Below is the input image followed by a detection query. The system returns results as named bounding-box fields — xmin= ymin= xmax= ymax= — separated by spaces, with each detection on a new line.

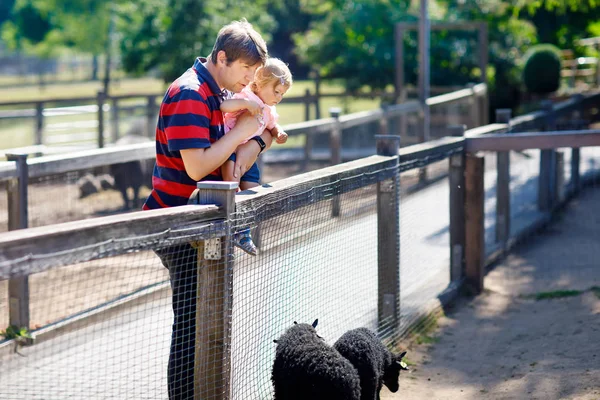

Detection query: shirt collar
xmin=193 ymin=57 xmax=228 ymax=99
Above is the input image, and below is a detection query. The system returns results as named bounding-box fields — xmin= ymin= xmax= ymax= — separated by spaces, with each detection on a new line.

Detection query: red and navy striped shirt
xmin=143 ymin=57 xmax=226 ymax=210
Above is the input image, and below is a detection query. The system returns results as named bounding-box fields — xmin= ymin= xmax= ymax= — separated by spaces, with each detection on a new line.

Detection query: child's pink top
xmin=223 ymin=86 xmax=279 ymax=143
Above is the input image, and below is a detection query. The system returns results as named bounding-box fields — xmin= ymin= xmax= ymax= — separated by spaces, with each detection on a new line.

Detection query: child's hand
xmin=246 ymin=100 xmax=263 ymax=116
xmin=276 ymin=130 xmax=288 ymax=144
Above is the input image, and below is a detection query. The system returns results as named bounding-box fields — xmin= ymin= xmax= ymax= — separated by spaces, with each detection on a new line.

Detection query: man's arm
xmin=180 ymin=114 xmax=259 ymax=181
xmin=232 ymin=127 xmax=274 ymax=179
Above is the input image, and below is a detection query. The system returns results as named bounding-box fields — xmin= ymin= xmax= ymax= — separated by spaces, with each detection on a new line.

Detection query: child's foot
xmin=234 ymin=229 xmax=258 ymax=256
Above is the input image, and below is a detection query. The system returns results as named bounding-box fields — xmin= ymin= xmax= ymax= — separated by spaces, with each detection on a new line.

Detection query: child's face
xmin=256 ymin=82 xmax=289 ymax=106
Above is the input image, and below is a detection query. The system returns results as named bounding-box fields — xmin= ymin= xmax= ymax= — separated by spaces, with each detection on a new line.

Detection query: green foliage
xmin=522 ymin=44 xmax=562 ymax=94
xmin=530 ymin=289 xmax=582 ymax=300
xmin=294 ymin=0 xmax=410 ymax=91
xmin=1 ymin=325 xmax=32 ymax=343
xmin=118 ymin=0 xmax=276 ymax=82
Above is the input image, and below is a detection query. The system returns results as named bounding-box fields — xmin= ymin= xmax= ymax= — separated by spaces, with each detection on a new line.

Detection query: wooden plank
xmin=26 ymin=142 xmax=156 ymax=178
xmin=399 ymin=136 xmax=464 ymax=163
xmin=235 ymin=155 xmax=398 ymax=216
xmin=0 ymin=205 xmax=222 ymax=279
xmin=375 ymin=135 xmax=400 ymax=331
xmin=464 ymin=154 xmax=485 ymax=294
xmin=465 ymin=129 xmax=600 ymax=152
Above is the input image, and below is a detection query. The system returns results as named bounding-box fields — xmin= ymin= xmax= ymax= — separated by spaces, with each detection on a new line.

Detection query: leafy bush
xmin=522 ymin=44 xmax=562 ymax=94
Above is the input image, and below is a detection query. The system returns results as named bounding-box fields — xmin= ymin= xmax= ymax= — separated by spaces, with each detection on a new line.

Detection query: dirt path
xmin=384 ymin=187 xmax=600 ymax=400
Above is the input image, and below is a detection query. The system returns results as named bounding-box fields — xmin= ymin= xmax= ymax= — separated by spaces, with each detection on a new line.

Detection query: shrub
xmin=522 ymin=44 xmax=562 ymax=94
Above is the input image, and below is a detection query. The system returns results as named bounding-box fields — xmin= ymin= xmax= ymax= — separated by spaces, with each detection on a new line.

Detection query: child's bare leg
xmin=240 ymin=181 xmax=259 ymax=191
xmin=221 ymin=160 xmax=239 ymax=183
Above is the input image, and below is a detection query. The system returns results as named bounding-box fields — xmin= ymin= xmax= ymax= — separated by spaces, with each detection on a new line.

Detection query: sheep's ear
xmin=396 ymin=360 xmax=409 ymax=370
xmin=293 ymin=321 xmax=298 ymax=325
xmin=312 ymin=319 xmax=318 ymax=328
xmin=398 ymin=351 xmax=407 ymax=360
xmin=273 ymin=340 xmax=278 ymax=344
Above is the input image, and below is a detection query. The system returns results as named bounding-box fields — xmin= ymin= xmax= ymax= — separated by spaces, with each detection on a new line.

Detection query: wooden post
xmin=570 ymin=109 xmax=582 ymax=194
xmin=314 ymin=71 xmax=321 ymax=119
xmin=330 ymin=107 xmax=342 ymax=217
xmin=538 ymin=101 xmax=555 ymax=212
xmin=468 ymin=83 xmax=480 ymax=128
xmin=395 ymin=24 xmax=408 ymax=138
xmin=146 ymin=95 xmax=157 ymax=138
xmin=375 ymin=134 xmax=400 ymax=331
xmin=554 ymin=150 xmax=565 ymax=207
xmin=97 ymin=91 xmax=106 ymax=148
xmin=449 ymin=125 xmax=466 ymax=282
xmin=189 ymin=181 xmax=237 ymax=400
xmin=304 ymin=89 xmax=311 ymax=121
xmin=495 ymin=109 xmax=511 ymax=248
xmin=35 ymin=102 xmax=44 ymax=145
xmin=6 ymin=153 xmax=30 ymax=330
xmin=465 ymin=153 xmax=485 ymax=294
xmin=378 ymin=104 xmax=389 ymax=135
xmin=111 ymin=97 xmax=120 ymax=142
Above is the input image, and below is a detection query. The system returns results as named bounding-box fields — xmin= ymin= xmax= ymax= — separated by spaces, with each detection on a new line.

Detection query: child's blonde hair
xmin=251 ymin=58 xmax=293 ymax=92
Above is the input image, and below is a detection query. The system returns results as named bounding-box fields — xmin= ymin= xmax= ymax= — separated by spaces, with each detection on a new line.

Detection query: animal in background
xmin=271 ymin=319 xmax=361 ymax=400
xmin=109 ymin=134 xmax=154 ymax=210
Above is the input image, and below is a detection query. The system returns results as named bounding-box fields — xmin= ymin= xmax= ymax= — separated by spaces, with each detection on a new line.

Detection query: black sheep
xmin=271 ymin=319 xmax=361 ymax=400
xmin=333 ymin=328 xmax=408 ymax=400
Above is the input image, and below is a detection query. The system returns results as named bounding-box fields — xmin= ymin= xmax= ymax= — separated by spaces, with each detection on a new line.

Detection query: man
xmin=143 ymin=19 xmax=272 ymax=399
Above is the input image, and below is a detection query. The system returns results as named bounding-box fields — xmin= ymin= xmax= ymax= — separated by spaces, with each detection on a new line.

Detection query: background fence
xmin=0 ymin=88 xmax=599 ymax=399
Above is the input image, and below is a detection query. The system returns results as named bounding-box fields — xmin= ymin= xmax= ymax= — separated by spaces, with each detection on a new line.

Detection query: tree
xmin=294 ymin=0 xmax=411 ymax=91
xmin=118 ymin=0 xmax=277 ymax=83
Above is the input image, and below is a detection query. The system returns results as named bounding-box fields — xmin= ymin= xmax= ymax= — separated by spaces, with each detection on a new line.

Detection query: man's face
xmin=221 ymin=58 xmax=259 ymax=93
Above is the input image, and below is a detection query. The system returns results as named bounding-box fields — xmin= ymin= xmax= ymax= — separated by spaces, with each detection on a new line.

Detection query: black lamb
xmin=271 ymin=319 xmax=361 ymax=400
xmin=333 ymin=327 xmax=408 ymax=400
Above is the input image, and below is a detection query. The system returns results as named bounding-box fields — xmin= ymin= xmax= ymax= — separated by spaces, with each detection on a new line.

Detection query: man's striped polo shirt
xmin=143 ymin=57 xmax=225 ymax=210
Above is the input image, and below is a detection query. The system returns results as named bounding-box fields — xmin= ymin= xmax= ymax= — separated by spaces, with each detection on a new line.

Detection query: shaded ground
xmin=385 ymin=187 xmax=600 ymax=400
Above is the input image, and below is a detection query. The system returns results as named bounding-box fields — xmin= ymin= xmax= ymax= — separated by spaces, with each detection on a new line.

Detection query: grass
xmin=526 ymin=290 xmax=583 ymax=301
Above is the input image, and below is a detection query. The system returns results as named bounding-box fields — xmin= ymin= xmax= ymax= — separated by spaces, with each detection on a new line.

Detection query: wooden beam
xmin=0 ymin=205 xmax=222 ymax=278
xmin=465 ymin=130 xmax=600 ymax=152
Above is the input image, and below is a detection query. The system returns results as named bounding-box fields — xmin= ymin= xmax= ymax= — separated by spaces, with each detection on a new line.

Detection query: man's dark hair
xmin=209 ymin=19 xmax=268 ymax=66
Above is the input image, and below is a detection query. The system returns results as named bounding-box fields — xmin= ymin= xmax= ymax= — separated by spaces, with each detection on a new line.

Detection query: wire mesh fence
xmin=0 ymin=91 xmax=599 ymax=399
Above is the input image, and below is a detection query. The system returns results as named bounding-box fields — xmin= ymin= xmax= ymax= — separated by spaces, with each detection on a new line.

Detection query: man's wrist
xmin=250 ymin=135 xmax=266 ymax=153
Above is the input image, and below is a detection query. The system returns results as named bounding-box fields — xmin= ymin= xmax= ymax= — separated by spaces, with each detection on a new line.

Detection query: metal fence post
xmin=97 ymin=90 xmax=106 ymax=148
xmin=375 ymin=134 xmax=401 ymax=332
xmin=448 ymin=125 xmax=466 ymax=282
xmin=495 ymin=109 xmax=511 ymax=250
xmin=330 ymin=107 xmax=342 ymax=217
xmin=35 ymin=102 xmax=44 ymax=145
xmin=188 ymin=181 xmax=237 ymax=400
xmin=465 ymin=153 xmax=485 ymax=294
xmin=6 ymin=153 xmax=30 ymax=331
xmin=538 ymin=100 xmax=555 ymax=212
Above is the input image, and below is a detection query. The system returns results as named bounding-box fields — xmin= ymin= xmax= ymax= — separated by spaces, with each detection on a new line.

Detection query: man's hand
xmin=233 ymin=129 xmax=274 ymax=179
